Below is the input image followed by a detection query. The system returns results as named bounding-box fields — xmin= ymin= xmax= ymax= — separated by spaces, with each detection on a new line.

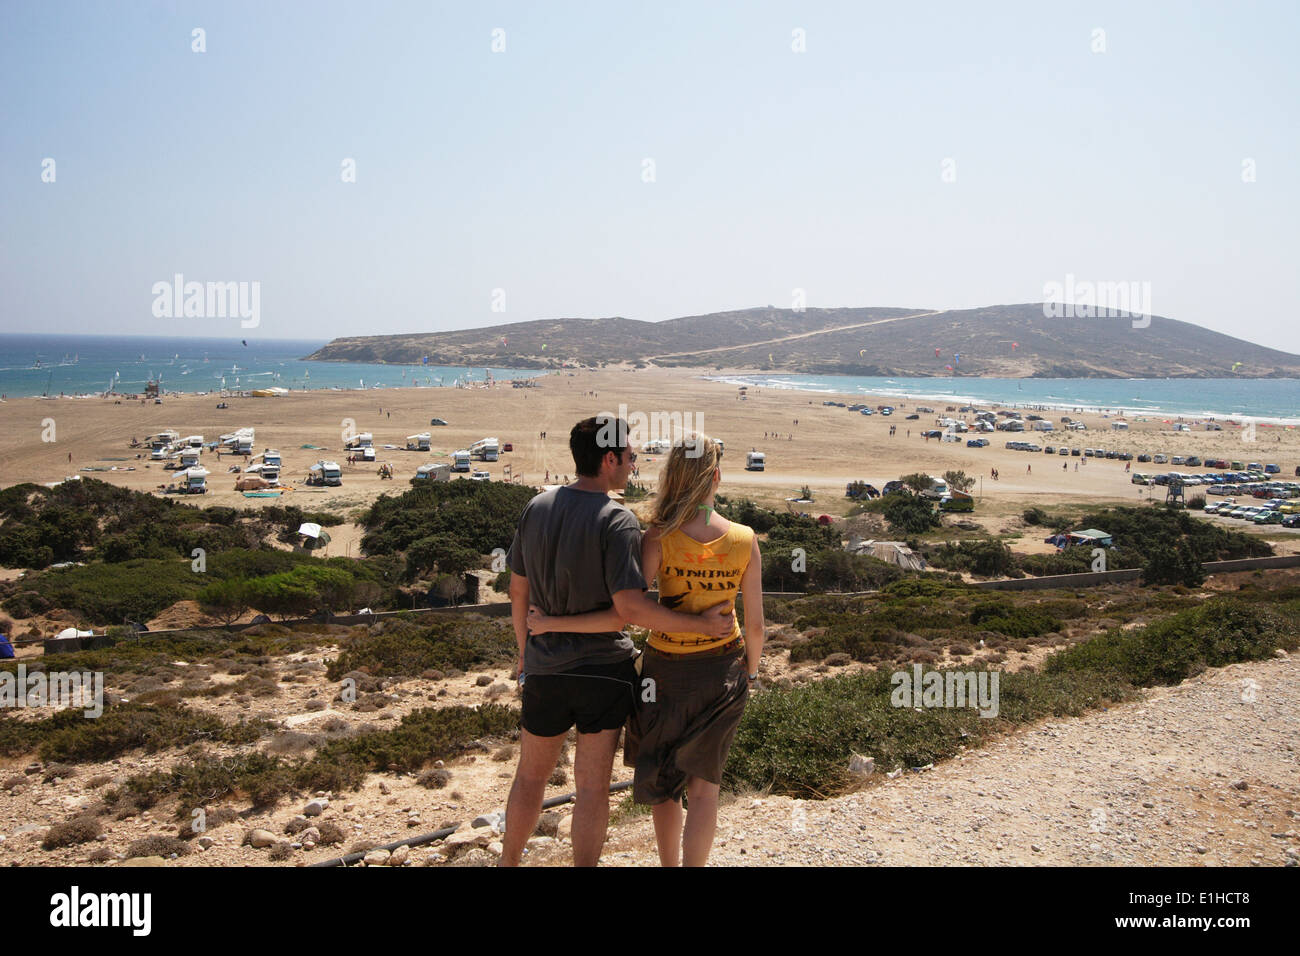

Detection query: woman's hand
xmin=526 ymin=604 xmax=552 ymax=635
xmin=696 ymin=601 xmax=736 ymax=639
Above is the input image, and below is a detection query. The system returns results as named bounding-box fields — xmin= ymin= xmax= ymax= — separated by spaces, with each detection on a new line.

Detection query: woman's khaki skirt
xmin=623 ymin=645 xmax=749 ymax=805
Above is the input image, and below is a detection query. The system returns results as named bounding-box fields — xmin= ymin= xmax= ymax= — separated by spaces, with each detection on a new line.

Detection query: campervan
xmin=641 ymin=439 xmax=669 ymax=454
xmin=179 ymin=466 xmax=209 ymax=494
xmin=250 ymin=450 xmax=281 ymax=483
xmin=919 ymin=476 xmax=949 ymax=499
xmin=452 ymin=450 xmax=472 ymax=472
xmin=745 ymin=451 xmax=766 ymax=471
xmin=406 ymin=433 xmax=431 ymax=451
xmin=470 ymin=437 xmax=500 ymax=462
xmin=178 ymin=447 xmax=201 ymax=469
xmin=309 ymin=460 xmax=342 ymax=486
xmin=413 ymin=462 xmax=451 ymax=482
xmin=344 ymin=432 xmax=374 ymax=451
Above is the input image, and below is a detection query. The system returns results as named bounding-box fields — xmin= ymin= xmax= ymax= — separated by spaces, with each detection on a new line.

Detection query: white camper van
xmin=413 ymin=462 xmax=451 ymax=482
xmin=470 ymin=437 xmax=500 ymax=462
xmin=746 ymin=451 xmax=766 ymax=471
xmin=178 ymin=466 xmax=209 ymax=494
xmin=406 ymin=433 xmax=431 ymax=451
xmin=309 ymin=460 xmax=343 ymax=486
xmin=452 ymin=450 xmax=472 ymax=472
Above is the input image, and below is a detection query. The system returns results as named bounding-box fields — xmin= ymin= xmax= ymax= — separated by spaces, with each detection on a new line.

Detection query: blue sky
xmin=2 ymin=0 xmax=1298 ymax=351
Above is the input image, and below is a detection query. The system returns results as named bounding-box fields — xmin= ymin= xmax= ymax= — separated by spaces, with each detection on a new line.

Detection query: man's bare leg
xmin=681 ymin=777 xmax=721 ymax=867
xmin=570 ymin=727 xmax=620 ymax=866
xmin=499 ymin=729 xmax=566 ymax=866
xmin=651 ymin=798 xmax=684 ymax=867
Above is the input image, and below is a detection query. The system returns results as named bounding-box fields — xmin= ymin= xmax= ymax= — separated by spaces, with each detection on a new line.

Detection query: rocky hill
xmin=304 ymin=303 xmax=1300 ymax=378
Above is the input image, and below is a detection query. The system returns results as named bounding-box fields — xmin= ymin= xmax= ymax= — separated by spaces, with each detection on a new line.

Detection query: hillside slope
xmin=305 ymin=304 xmax=1300 ymax=378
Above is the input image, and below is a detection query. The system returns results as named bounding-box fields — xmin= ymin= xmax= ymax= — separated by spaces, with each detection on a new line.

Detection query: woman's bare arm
xmin=739 ymin=534 xmax=764 ymax=677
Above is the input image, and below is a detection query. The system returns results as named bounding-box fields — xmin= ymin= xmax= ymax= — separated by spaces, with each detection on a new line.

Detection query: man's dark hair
xmin=571 ymin=416 xmax=629 ymax=477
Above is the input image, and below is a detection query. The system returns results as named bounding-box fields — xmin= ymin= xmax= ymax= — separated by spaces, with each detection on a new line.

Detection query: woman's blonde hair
xmin=649 ymin=433 xmax=722 ymax=536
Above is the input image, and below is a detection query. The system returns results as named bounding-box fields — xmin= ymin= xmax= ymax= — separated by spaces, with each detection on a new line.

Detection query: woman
xmin=527 ymin=434 xmax=763 ymax=866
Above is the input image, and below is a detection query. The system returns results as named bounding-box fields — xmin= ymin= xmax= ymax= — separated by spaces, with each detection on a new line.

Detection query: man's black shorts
xmin=521 ymin=658 xmax=638 ymax=737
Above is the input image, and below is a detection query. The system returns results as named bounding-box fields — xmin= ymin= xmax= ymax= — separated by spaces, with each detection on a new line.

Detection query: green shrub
xmin=325 ymin=618 xmax=515 ymax=680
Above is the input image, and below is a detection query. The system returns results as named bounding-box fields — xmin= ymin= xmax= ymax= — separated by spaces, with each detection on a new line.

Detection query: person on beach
xmin=500 ymin=418 xmax=735 ymax=867
xmin=528 ymin=434 xmax=763 ymax=867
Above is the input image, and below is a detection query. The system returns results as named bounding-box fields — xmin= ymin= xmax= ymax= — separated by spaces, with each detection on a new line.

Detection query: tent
xmin=845 ymin=538 xmax=928 ymax=571
xmin=297 ymin=522 xmax=331 ymax=551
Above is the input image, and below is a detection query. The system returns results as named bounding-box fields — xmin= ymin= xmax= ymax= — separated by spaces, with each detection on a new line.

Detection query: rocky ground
xmin=2 ymin=624 xmax=1296 ymax=869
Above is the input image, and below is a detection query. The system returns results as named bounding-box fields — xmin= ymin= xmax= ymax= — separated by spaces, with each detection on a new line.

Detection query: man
xmin=500 ymin=416 xmax=734 ymax=866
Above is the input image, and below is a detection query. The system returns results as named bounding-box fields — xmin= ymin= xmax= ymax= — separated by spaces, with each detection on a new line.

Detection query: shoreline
xmin=704 ymin=373 xmax=1300 ymax=426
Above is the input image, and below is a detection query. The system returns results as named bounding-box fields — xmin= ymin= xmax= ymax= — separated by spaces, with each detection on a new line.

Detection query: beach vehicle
xmin=919 ymin=476 xmax=949 ymax=500
xmin=430 ymin=418 xmax=449 ymax=426
xmin=1137 ymin=454 xmax=1152 ymax=463
xmin=860 ymin=407 xmax=874 ymax=415
xmin=249 ymin=451 xmax=281 ymax=483
xmin=922 ymin=429 xmax=944 ymax=439
xmin=847 ymin=404 xmax=865 ymax=411
xmin=470 ymin=470 xmax=491 ymax=481
xmin=844 ymin=481 xmax=880 ymax=499
xmin=1154 ymin=454 xmax=1169 ymax=464
xmin=1206 ymin=423 xmax=1223 ymax=431
xmin=1174 ymin=423 xmax=1191 ymax=432
xmin=641 ymin=439 xmax=670 ymax=454
xmin=215 ymin=402 xmax=229 ymax=409
xmin=1186 ymin=456 xmax=1202 ymax=467
xmin=938 ymin=490 xmax=974 ymax=513
xmin=745 ymin=451 xmax=766 ymax=472
xmin=406 ymin=433 xmax=432 ymax=451
xmin=1071 ymin=447 xmax=1081 ymax=456
xmin=413 ymin=462 xmax=451 ymax=482
xmin=469 ymin=437 xmax=500 ymax=461
xmin=881 ymin=480 xmax=909 ymax=496
xmin=1131 ymin=473 xmax=1150 ymax=485
xmin=345 ymin=432 xmax=374 ymax=451
xmin=183 ymin=435 xmax=204 ymax=447
xmin=179 ymin=447 xmax=201 ymax=469
xmin=905 ymin=413 xmax=920 ymax=420
xmin=1265 ymin=464 xmax=1281 ymax=474
xmin=1253 ymin=510 xmax=1282 ymax=525
xmin=1172 ymin=456 xmax=1186 ymax=466
xmin=308 ymin=460 xmax=343 ymax=486
xmin=452 ymin=450 xmax=472 ymax=472
xmin=941 ymin=431 xmax=962 ymax=443
xmin=1044 ymin=445 xmax=1056 ymax=454
xmin=966 ymin=438 xmax=988 ymax=448
xmin=1248 ymin=462 xmax=1262 ymax=472
xmin=1283 ymin=514 xmax=1300 ymax=528
xmin=1231 ymin=461 xmax=1245 ymax=470
xmin=917 ymin=407 xmax=935 ymax=414
xmin=502 ymin=442 xmax=513 ymax=452
xmin=1059 ymin=447 xmax=1069 ymax=455
xmin=880 ymin=407 xmax=894 ymax=416
xmin=176 ymin=466 xmax=209 ymax=494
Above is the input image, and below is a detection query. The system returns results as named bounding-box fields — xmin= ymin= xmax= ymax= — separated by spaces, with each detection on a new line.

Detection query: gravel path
xmin=585 ymin=654 xmax=1300 ymax=867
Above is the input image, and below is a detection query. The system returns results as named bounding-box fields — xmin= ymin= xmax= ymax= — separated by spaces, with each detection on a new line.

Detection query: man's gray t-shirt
xmin=506 ymin=486 xmax=644 ymax=676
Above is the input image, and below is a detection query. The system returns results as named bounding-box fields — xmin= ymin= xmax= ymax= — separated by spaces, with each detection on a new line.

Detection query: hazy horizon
xmin=4 ymin=1 xmax=1298 ymax=351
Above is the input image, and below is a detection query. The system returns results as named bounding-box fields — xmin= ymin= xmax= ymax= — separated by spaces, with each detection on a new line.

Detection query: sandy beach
xmin=0 ymin=366 xmax=1296 ymax=527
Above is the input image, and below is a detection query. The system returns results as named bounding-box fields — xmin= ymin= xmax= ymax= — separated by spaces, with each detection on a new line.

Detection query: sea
xmin=0 ymin=334 xmax=1295 ymax=423
xmin=709 ymin=373 xmax=1300 ymax=425
xmin=0 ymin=335 xmax=545 ymax=399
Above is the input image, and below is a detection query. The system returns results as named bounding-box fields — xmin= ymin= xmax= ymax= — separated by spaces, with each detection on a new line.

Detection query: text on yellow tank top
xmin=649 ymin=521 xmax=753 ymax=654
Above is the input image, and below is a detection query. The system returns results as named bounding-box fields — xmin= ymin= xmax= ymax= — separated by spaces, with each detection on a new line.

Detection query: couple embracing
xmin=499 ymin=416 xmax=763 ymax=866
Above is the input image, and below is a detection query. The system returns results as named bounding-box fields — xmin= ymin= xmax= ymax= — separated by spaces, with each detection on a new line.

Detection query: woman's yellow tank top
xmin=649 ymin=520 xmax=754 ymax=654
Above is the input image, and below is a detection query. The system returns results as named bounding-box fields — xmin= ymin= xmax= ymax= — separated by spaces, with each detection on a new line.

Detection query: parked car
xmin=430 ymin=418 xmax=449 ymax=426
xmin=1282 ymin=514 xmax=1300 ymax=528
xmin=967 ymin=438 xmax=989 ymax=448
xmin=905 ymin=413 xmax=920 ymax=420
xmin=1137 ymin=454 xmax=1152 ymax=463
